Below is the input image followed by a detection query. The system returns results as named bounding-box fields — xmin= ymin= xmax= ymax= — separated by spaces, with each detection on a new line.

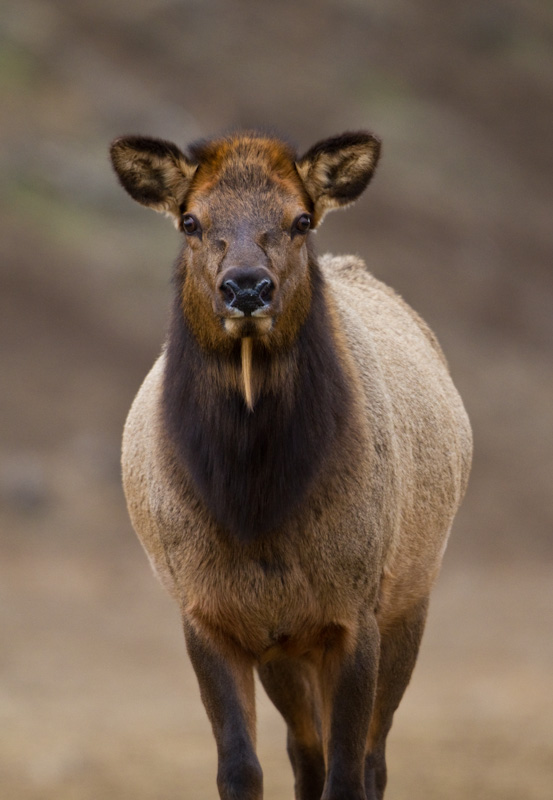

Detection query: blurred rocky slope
xmin=1 ymin=0 xmax=552 ymax=561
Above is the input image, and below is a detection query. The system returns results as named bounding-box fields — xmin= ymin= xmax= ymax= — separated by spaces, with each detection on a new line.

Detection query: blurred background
xmin=1 ymin=1 xmax=552 ymax=798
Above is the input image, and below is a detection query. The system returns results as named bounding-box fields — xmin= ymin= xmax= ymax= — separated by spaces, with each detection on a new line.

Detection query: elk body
xmin=110 ymin=130 xmax=472 ymax=800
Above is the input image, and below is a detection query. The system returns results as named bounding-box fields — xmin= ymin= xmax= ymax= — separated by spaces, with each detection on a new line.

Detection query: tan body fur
xmin=123 ymin=254 xmax=471 ymax=657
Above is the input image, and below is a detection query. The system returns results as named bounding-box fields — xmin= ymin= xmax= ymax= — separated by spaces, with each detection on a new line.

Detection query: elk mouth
xmin=222 ymin=313 xmax=274 ymax=338
xmin=222 ymin=304 xmax=272 ymax=320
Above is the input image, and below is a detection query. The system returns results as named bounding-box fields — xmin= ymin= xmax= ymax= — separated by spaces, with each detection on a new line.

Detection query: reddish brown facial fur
xmin=178 ymin=135 xmax=315 ymax=355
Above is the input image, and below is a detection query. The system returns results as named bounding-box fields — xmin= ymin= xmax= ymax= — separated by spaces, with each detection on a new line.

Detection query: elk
xmin=110 ymin=130 xmax=472 ymax=800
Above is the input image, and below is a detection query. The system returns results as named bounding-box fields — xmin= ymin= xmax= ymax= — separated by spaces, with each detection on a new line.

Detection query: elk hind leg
xmin=365 ymin=597 xmax=429 ymax=800
xmin=319 ymin=614 xmax=380 ymax=800
xmin=257 ymin=657 xmax=325 ymax=800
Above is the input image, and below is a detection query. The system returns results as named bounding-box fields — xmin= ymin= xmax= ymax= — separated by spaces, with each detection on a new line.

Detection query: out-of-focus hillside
xmin=1 ymin=2 xmax=552 ymax=799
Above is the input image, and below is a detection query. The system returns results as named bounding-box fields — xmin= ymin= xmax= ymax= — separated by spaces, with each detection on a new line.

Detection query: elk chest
xmin=154 ymin=450 xmax=383 ymax=660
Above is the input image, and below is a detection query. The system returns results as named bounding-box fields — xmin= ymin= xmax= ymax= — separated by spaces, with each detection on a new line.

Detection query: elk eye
xmin=293 ymin=213 xmax=312 ymax=235
xmin=182 ymin=214 xmax=201 ymax=235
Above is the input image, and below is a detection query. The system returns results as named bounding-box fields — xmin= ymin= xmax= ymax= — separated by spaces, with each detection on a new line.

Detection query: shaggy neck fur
xmin=162 ymin=260 xmax=352 ymax=542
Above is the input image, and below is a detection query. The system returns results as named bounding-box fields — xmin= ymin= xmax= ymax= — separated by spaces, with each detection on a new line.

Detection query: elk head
xmin=110 ymin=131 xmax=380 ymax=405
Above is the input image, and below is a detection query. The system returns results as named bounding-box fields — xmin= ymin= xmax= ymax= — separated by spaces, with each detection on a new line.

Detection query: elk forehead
xmin=186 ymin=134 xmax=312 ymax=223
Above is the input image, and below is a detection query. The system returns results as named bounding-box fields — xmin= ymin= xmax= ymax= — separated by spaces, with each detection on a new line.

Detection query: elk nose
xmin=219 ymin=268 xmax=275 ymax=315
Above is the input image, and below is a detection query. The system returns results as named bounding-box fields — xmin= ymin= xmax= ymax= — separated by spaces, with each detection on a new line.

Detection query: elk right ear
xmin=110 ymin=136 xmax=197 ymax=227
xmin=296 ymin=132 xmax=381 ymax=225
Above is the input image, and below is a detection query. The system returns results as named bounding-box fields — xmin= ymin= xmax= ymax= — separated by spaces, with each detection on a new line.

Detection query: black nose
xmin=219 ymin=268 xmax=274 ymax=315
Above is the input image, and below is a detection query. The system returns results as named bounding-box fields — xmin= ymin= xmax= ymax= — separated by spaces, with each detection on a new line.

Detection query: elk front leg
xmin=320 ymin=614 xmax=380 ymax=800
xmin=183 ymin=619 xmax=262 ymax=800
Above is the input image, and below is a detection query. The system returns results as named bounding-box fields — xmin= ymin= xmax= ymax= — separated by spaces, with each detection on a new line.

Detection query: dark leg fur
xmin=321 ymin=614 xmax=380 ymax=800
xmin=183 ymin=621 xmax=262 ymax=800
xmin=365 ymin=598 xmax=429 ymax=799
xmin=258 ymin=658 xmax=325 ymax=800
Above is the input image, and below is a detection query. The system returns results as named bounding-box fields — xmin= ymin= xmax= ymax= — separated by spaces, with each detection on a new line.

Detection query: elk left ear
xmin=296 ymin=132 xmax=381 ymax=224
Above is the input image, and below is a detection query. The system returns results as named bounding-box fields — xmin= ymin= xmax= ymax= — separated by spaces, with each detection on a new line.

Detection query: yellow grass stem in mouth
xmin=241 ymin=336 xmax=254 ymax=411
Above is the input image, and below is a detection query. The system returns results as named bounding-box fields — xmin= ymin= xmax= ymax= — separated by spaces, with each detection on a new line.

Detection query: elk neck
xmin=161 ymin=257 xmax=353 ymax=542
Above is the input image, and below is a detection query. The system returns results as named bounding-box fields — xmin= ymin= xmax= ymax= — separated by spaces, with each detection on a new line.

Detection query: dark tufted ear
xmin=296 ymin=132 xmax=381 ymax=225
xmin=110 ymin=136 xmax=197 ymax=227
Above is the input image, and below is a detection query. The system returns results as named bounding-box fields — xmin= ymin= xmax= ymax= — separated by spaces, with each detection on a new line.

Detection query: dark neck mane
xmin=162 ymin=261 xmax=352 ymax=542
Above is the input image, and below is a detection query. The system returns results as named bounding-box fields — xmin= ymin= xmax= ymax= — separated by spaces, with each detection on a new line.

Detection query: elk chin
xmin=223 ymin=314 xmax=274 ymax=339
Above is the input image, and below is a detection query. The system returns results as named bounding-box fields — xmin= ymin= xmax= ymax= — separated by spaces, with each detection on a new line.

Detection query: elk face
xmin=181 ymin=143 xmax=315 ymax=350
xmin=110 ymin=131 xmax=380 ymax=352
